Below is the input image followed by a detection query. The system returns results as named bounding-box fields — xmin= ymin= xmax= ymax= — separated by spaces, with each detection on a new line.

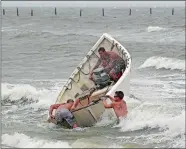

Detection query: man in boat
xmin=89 ymin=47 xmax=126 ymax=82
xmin=48 ymin=99 xmax=78 ymax=128
xmin=102 ymin=91 xmax=128 ymax=120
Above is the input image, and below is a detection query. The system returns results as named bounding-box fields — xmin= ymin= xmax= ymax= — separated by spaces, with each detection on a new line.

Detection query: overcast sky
xmin=1 ymin=1 xmax=185 ymax=7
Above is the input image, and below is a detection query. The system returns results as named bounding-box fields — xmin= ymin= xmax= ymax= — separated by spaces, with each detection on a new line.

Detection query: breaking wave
xmin=114 ymin=74 xmax=185 ymax=148
xmin=116 ymin=108 xmax=185 ymax=148
xmin=147 ymin=26 xmax=166 ymax=32
xmin=138 ymin=56 xmax=185 ymax=71
xmin=1 ymin=83 xmax=59 ymax=110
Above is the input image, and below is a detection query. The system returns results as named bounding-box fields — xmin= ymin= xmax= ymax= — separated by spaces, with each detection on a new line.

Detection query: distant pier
xmin=2 ymin=8 xmax=177 ymax=16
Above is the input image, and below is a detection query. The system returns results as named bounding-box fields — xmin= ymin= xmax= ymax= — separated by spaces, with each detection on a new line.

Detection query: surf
xmin=138 ymin=56 xmax=185 ymax=71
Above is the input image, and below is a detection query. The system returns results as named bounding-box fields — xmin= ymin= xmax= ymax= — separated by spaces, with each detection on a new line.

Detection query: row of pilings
xmin=2 ymin=8 xmax=176 ymax=16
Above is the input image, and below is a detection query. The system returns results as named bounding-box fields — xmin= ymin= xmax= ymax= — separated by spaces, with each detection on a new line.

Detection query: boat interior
xmin=53 ymin=34 xmax=130 ymax=127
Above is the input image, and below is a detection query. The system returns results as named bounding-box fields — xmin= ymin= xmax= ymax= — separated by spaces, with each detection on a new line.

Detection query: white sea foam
xmin=115 ymin=101 xmax=185 ymax=148
xmin=116 ymin=75 xmax=185 ymax=148
xmin=139 ymin=56 xmax=185 ymax=71
xmin=147 ymin=26 xmax=166 ymax=32
xmin=2 ymin=132 xmax=71 ymax=148
xmin=1 ymin=83 xmax=60 ymax=110
xmin=71 ymin=137 xmax=122 ymax=148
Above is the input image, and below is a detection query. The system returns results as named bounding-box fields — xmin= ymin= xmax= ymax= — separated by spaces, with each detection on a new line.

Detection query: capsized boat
xmin=51 ymin=33 xmax=132 ymax=128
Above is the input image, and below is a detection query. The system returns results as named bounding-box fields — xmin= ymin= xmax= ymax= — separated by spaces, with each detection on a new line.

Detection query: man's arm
xmin=102 ymin=100 xmax=113 ymax=108
xmin=105 ymin=95 xmax=115 ymax=101
xmin=94 ymin=59 xmax=101 ymax=70
xmin=71 ymin=99 xmax=80 ymax=110
xmin=49 ymin=104 xmax=61 ymax=117
xmin=89 ymin=59 xmax=101 ymax=80
xmin=90 ymin=59 xmax=101 ymax=74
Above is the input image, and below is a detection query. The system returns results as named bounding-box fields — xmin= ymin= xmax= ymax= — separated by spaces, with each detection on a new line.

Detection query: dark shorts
xmin=113 ymin=62 xmax=125 ymax=74
xmin=109 ymin=60 xmax=125 ymax=76
xmin=55 ymin=108 xmax=75 ymax=127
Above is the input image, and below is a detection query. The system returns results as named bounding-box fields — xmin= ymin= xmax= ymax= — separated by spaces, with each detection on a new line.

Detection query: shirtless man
xmin=89 ymin=47 xmax=126 ymax=82
xmin=102 ymin=91 xmax=128 ymax=119
xmin=48 ymin=99 xmax=78 ymax=128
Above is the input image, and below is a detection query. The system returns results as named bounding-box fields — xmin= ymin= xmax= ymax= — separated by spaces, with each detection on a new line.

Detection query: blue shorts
xmin=55 ymin=108 xmax=74 ymax=127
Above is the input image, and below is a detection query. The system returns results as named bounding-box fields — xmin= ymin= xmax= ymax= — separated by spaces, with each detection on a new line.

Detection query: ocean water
xmin=1 ymin=7 xmax=185 ymax=148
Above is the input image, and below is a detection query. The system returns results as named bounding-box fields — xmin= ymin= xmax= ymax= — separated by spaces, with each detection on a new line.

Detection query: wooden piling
xmin=3 ymin=9 xmax=5 ymax=15
xmin=129 ymin=8 xmax=131 ymax=15
xmin=17 ymin=8 xmax=19 ymax=16
xmin=31 ymin=9 xmax=33 ymax=16
xmin=150 ymin=8 xmax=152 ymax=15
xmin=55 ymin=7 xmax=57 ymax=15
xmin=102 ymin=8 xmax=104 ymax=16
xmin=80 ymin=9 xmax=82 ymax=17
xmin=172 ymin=8 xmax=174 ymax=15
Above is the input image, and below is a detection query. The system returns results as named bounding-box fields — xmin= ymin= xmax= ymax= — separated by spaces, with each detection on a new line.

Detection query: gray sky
xmin=1 ymin=1 xmax=185 ymax=7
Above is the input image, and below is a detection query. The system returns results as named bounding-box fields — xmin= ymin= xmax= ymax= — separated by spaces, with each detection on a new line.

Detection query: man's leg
xmin=54 ymin=110 xmax=64 ymax=125
xmin=63 ymin=110 xmax=78 ymax=128
xmin=109 ymin=63 xmax=125 ymax=81
xmin=109 ymin=69 xmax=119 ymax=82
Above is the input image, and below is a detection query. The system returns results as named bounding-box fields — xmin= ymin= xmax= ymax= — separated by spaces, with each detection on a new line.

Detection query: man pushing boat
xmin=102 ymin=91 xmax=128 ymax=119
xmin=48 ymin=99 xmax=78 ymax=129
xmin=71 ymin=90 xmax=128 ymax=120
xmin=48 ymin=88 xmax=96 ymax=128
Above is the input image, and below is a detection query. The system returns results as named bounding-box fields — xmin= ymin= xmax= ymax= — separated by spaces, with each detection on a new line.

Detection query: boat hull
xmin=52 ymin=33 xmax=131 ymax=128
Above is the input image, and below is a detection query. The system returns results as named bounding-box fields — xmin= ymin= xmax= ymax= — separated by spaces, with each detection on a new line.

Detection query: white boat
xmin=53 ymin=33 xmax=132 ymax=128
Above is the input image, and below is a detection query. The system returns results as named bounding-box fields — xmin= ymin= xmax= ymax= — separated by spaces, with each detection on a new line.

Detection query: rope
xmin=104 ymin=81 xmax=114 ymax=95
xmin=64 ymin=52 xmax=97 ymax=90
xmin=64 ymin=81 xmax=72 ymax=90
xmin=75 ymin=54 xmax=92 ymax=75
xmin=71 ymin=82 xmax=114 ymax=113
xmin=71 ymin=99 xmax=101 ymax=113
xmin=79 ymin=96 xmax=90 ymax=106
xmin=69 ymin=72 xmax=80 ymax=83
xmin=77 ymin=67 xmax=89 ymax=75
xmin=91 ymin=50 xmax=99 ymax=58
xmin=78 ymin=87 xmax=95 ymax=106
xmin=79 ymin=99 xmax=84 ymax=106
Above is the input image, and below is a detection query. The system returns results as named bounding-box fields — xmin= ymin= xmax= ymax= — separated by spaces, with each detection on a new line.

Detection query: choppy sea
xmin=1 ymin=7 xmax=185 ymax=148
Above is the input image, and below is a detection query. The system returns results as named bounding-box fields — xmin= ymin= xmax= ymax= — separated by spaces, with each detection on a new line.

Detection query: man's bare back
xmin=57 ymin=103 xmax=73 ymax=111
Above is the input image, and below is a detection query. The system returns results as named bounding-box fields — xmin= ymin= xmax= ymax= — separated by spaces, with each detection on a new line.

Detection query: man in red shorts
xmin=89 ymin=47 xmax=126 ymax=82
